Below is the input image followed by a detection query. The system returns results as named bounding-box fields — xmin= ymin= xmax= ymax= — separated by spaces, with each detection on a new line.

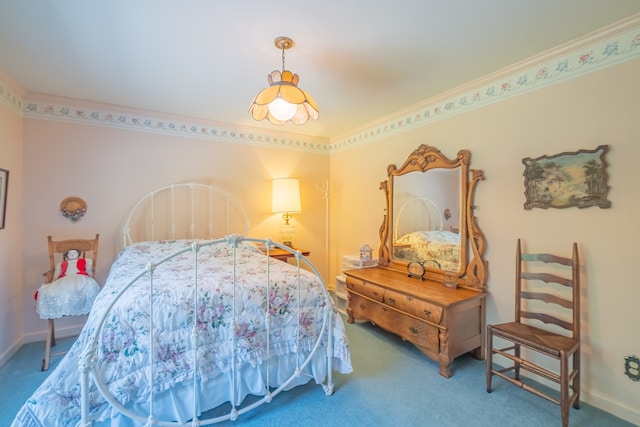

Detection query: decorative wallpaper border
xmin=21 ymin=103 xmax=331 ymax=153
xmin=0 ymin=81 xmax=23 ymax=115
xmin=330 ymin=17 xmax=640 ymax=152
xmin=2 ymin=16 xmax=639 ymax=154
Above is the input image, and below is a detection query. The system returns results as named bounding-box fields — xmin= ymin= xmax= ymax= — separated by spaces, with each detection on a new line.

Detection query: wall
xmin=0 ymin=71 xmax=24 ymax=366
xmin=330 ymin=58 xmax=640 ymax=423
xmin=20 ymin=117 xmax=329 ymax=341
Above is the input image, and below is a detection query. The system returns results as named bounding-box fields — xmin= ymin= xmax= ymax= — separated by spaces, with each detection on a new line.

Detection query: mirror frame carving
xmin=378 ymin=144 xmax=487 ymax=291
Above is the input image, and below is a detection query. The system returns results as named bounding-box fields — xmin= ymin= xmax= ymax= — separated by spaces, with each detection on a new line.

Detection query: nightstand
xmin=260 ymin=247 xmax=310 ymax=262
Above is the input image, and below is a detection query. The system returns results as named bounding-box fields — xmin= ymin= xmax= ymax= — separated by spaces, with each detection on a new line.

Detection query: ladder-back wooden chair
xmin=486 ymin=239 xmax=580 ymax=427
xmin=37 ymin=234 xmax=100 ymax=371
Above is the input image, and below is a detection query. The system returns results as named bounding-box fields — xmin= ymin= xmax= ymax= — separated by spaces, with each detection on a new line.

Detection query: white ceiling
xmin=1 ymin=1 xmax=639 ymax=140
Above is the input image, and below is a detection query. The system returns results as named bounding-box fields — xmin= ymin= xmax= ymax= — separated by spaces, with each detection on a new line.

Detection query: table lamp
xmin=272 ymin=178 xmax=301 ymax=247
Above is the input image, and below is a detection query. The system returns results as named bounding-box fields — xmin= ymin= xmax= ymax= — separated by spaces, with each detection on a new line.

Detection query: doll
xmin=54 ymin=248 xmax=90 ymax=278
xmin=35 ymin=249 xmax=101 ymax=319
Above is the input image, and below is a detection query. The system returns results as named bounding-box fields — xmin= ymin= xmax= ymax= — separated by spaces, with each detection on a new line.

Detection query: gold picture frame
xmin=0 ymin=169 xmax=8 ymax=229
xmin=523 ymin=145 xmax=611 ymax=210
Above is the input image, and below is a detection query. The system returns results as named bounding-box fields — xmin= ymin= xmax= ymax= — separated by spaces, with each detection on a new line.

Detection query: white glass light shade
xmin=268 ymin=97 xmax=297 ymax=121
xmin=249 ymin=70 xmax=319 ymax=125
xmin=272 ymin=178 xmax=301 ymax=214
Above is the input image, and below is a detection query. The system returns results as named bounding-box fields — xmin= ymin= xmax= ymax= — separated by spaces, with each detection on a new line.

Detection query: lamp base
xmin=279 ymin=221 xmax=296 ymax=248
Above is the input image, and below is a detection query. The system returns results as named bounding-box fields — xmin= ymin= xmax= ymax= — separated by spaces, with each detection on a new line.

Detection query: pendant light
xmin=249 ymin=37 xmax=319 ymax=125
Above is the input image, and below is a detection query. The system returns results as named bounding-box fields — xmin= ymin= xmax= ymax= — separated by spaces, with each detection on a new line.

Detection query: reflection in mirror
xmin=392 ymin=168 xmax=462 ymax=272
xmin=378 ymin=144 xmax=487 ymax=291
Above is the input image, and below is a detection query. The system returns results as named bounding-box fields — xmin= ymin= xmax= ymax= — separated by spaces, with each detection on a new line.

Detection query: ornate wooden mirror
xmin=378 ymin=144 xmax=487 ymax=291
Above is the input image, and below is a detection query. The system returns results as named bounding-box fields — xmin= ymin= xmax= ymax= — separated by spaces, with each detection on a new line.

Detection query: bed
xmin=12 ymin=183 xmax=352 ymax=426
xmin=393 ymin=197 xmax=461 ymax=272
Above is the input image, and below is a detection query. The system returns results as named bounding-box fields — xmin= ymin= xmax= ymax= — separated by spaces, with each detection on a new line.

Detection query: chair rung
xmin=568 ymin=368 xmax=579 ymax=383
xmin=491 ymin=367 xmax=580 ymax=409
xmin=495 ymin=366 xmax=516 ymax=375
xmin=492 ymin=348 xmax=563 ymax=384
xmin=491 ymin=369 xmax=561 ymax=405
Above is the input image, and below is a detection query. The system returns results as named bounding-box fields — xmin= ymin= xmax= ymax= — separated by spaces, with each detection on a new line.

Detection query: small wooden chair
xmin=38 ymin=234 xmax=99 ymax=371
xmin=486 ymin=239 xmax=580 ymax=427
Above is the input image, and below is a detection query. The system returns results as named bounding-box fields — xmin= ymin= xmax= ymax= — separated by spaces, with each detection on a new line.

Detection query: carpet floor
xmin=1 ymin=314 xmax=636 ymax=426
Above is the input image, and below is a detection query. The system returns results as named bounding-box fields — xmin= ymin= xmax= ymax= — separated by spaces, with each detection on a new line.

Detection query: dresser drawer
xmin=383 ymin=289 xmax=443 ymax=324
xmin=348 ymin=293 xmax=439 ymax=356
xmin=346 ymin=276 xmax=384 ymax=302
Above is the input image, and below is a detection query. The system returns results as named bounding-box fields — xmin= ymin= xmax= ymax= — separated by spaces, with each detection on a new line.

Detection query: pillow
xmin=207 ymin=240 xmax=262 ymax=257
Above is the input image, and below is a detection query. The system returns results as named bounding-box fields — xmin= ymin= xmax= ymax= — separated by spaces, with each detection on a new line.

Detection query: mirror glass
xmin=378 ymin=144 xmax=487 ymax=291
xmin=392 ymin=168 xmax=462 ymax=272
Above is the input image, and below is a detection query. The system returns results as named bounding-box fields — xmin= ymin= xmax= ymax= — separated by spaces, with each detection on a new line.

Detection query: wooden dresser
xmin=345 ymin=266 xmax=487 ymax=378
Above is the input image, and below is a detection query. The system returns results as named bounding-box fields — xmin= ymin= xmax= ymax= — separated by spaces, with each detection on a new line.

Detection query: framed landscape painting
xmin=0 ymin=168 xmax=8 ymax=229
xmin=522 ymin=145 xmax=611 ymax=210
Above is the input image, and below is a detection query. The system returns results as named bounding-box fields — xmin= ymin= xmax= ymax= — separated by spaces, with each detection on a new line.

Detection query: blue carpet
xmin=1 ymin=317 xmax=636 ymax=427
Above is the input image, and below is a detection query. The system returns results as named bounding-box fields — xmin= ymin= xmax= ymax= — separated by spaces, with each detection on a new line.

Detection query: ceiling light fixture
xmin=249 ymin=36 xmax=319 ymax=125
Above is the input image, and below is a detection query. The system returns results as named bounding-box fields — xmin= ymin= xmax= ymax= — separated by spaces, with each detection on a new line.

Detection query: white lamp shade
xmin=272 ymin=178 xmax=301 ymax=213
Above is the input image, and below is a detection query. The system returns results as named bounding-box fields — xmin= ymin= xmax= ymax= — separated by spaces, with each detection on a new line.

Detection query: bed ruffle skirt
xmin=12 ymin=320 xmax=351 ymax=427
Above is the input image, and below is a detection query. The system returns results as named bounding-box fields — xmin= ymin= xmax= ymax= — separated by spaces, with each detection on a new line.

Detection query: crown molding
xmin=0 ymin=71 xmax=24 ymax=115
xmin=2 ymin=14 xmax=639 ymax=153
xmin=330 ymin=14 xmax=640 ymax=152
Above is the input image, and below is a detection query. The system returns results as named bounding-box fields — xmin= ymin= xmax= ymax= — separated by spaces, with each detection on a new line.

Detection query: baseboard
xmin=0 ymin=337 xmax=24 ymax=368
xmin=0 ymin=325 xmax=84 ymax=369
xmin=583 ymin=391 xmax=640 ymax=426
xmin=22 ymin=324 xmax=85 ymax=344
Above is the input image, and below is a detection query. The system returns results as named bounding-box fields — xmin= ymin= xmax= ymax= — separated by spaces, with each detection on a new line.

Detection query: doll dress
xmin=35 ymin=258 xmax=100 ymax=319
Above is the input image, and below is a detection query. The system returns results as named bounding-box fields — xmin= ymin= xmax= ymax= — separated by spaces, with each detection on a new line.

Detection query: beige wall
xmin=19 ymin=119 xmax=329 ymax=341
xmin=0 ymin=73 xmax=24 ymax=367
xmin=330 ymin=58 xmax=640 ymax=423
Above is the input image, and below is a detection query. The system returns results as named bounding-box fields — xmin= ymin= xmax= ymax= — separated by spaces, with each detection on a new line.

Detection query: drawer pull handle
xmin=424 ymin=310 xmax=431 ymax=316
xmin=388 ymin=298 xmax=396 ymax=304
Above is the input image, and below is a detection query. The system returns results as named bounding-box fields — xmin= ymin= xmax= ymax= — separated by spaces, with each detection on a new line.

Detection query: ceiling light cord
xmin=275 ymin=36 xmax=292 ymax=72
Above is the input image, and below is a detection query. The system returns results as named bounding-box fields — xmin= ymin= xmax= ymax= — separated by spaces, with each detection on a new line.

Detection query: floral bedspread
xmin=13 ymin=239 xmax=352 ymax=427
xmin=394 ymin=230 xmax=461 ymax=271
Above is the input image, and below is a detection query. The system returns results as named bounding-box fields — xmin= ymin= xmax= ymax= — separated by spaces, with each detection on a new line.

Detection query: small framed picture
xmin=0 ymin=168 xmax=8 ymax=229
xmin=522 ymin=145 xmax=611 ymax=210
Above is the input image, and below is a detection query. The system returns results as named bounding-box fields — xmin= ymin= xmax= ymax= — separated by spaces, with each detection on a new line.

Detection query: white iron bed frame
xmin=122 ymin=182 xmax=249 ymax=247
xmin=77 ymin=183 xmax=338 ymax=426
xmin=394 ymin=197 xmax=444 ymax=242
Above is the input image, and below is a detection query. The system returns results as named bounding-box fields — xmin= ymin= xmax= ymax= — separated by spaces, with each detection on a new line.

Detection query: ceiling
xmin=1 ymin=1 xmax=639 ymax=141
